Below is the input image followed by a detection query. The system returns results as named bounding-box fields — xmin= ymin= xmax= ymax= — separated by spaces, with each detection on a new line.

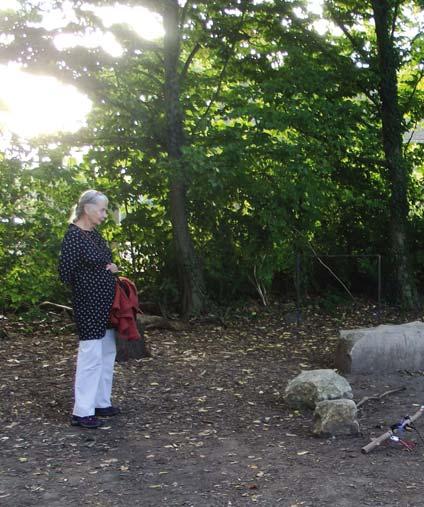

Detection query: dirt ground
xmin=1 ymin=302 xmax=424 ymax=507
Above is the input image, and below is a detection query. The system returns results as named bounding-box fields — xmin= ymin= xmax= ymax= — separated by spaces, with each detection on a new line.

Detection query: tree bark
xmin=371 ymin=0 xmax=418 ymax=309
xmin=162 ymin=0 xmax=207 ymax=317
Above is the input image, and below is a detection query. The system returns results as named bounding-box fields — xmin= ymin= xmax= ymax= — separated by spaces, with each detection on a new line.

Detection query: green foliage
xmin=316 ymin=291 xmax=352 ymax=314
xmin=0 ymin=0 xmax=423 ymax=310
xmin=0 ymin=152 xmax=90 ymax=309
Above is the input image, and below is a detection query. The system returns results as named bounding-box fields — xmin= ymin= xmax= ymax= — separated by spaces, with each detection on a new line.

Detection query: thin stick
xmin=306 ymin=242 xmax=354 ymax=300
xmin=357 ymin=386 xmax=406 ymax=408
xmin=291 ymin=226 xmax=354 ymax=300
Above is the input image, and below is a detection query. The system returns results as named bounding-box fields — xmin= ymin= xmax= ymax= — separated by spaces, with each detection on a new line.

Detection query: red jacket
xmin=109 ymin=277 xmax=141 ymax=341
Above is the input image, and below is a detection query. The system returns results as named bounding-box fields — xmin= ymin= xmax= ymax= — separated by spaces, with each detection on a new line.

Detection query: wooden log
xmin=40 ymin=301 xmax=73 ymax=313
xmin=115 ymin=314 xmax=188 ymax=361
xmin=138 ymin=314 xmax=188 ymax=331
xmin=115 ymin=317 xmax=151 ymax=362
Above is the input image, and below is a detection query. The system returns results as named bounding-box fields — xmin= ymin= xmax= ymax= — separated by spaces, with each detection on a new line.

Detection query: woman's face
xmin=85 ymin=199 xmax=108 ymax=227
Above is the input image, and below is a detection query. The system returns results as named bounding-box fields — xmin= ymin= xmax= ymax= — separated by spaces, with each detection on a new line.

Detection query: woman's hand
xmin=106 ymin=263 xmax=120 ymax=274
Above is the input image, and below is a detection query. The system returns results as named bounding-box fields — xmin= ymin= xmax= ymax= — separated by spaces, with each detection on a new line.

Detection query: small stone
xmin=313 ymin=399 xmax=360 ymax=436
xmin=284 ymin=369 xmax=353 ymax=410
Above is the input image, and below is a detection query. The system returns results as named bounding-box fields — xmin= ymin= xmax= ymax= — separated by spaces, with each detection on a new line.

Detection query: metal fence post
xmin=377 ymin=254 xmax=382 ymax=318
xmin=295 ymin=253 xmax=301 ymax=326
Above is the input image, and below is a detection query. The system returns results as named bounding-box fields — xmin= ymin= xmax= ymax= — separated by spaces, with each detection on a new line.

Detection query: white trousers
xmin=73 ymin=329 xmax=117 ymax=417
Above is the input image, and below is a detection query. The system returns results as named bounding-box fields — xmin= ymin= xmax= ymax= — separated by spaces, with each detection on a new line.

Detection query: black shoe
xmin=95 ymin=406 xmax=121 ymax=417
xmin=71 ymin=415 xmax=103 ymax=429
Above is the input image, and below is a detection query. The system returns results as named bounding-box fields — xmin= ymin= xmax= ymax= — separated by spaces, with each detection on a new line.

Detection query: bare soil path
xmin=1 ymin=303 xmax=424 ymax=506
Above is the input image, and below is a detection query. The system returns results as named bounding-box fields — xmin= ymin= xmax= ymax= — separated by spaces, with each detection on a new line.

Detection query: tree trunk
xmin=115 ymin=319 xmax=151 ymax=362
xmin=371 ymin=0 xmax=418 ymax=309
xmin=162 ymin=0 xmax=207 ymax=317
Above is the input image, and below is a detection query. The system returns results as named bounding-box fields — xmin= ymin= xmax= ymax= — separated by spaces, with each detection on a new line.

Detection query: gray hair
xmin=69 ymin=190 xmax=108 ymax=223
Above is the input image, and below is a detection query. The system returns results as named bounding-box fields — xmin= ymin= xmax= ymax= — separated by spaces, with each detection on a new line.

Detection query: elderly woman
xmin=59 ymin=190 xmax=120 ymax=428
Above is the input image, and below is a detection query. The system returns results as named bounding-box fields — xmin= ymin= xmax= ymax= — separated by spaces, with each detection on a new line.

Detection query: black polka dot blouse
xmin=58 ymin=224 xmax=116 ymax=341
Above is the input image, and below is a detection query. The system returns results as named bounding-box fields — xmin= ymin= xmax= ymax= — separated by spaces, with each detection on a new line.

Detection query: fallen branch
xmin=137 ymin=314 xmax=188 ymax=331
xmin=291 ymin=226 xmax=354 ymax=301
xmin=39 ymin=302 xmax=187 ymax=331
xmin=40 ymin=301 xmax=73 ymax=313
xmin=357 ymin=386 xmax=406 ymax=408
xmin=248 ymin=264 xmax=269 ymax=307
xmin=304 ymin=242 xmax=354 ymax=300
xmin=361 ymin=405 xmax=424 ymax=454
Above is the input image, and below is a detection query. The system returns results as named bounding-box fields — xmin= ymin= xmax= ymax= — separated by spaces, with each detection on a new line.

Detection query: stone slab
xmin=335 ymin=321 xmax=424 ymax=374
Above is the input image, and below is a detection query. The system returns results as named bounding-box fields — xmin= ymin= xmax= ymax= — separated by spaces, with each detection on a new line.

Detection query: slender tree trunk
xmin=162 ymin=0 xmax=206 ymax=316
xmin=371 ymin=0 xmax=418 ymax=309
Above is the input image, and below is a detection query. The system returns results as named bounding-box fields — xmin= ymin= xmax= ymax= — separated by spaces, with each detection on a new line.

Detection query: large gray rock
xmin=313 ymin=399 xmax=359 ymax=436
xmin=284 ymin=369 xmax=353 ymax=410
xmin=335 ymin=321 xmax=424 ymax=374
